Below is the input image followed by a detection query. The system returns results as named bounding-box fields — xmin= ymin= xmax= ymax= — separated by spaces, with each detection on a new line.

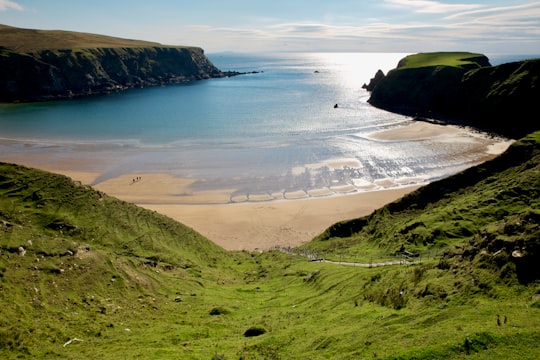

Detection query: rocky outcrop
xmin=362 ymin=69 xmax=385 ymax=91
xmin=366 ymin=53 xmax=540 ymax=138
xmin=0 ymin=46 xmax=235 ymax=102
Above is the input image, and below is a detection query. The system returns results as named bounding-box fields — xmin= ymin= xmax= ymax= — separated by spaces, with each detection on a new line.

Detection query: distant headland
xmin=0 ymin=24 xmax=245 ymax=102
xmin=364 ymin=52 xmax=540 ymax=139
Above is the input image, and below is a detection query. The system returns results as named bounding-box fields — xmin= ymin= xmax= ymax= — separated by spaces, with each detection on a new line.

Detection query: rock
xmin=362 ymin=69 xmax=385 ymax=91
xmin=1 ymin=220 xmax=13 ymax=228
xmin=512 ymin=250 xmax=523 ymax=258
xmin=304 ymin=270 xmax=320 ymax=282
xmin=63 ymin=338 xmax=83 ymax=347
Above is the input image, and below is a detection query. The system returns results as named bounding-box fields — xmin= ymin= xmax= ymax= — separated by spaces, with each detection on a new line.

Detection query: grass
xmin=0 ymin=24 xmax=192 ymax=52
xmin=1 ymin=132 xmax=540 ymax=358
xmin=396 ymin=52 xmax=488 ymax=69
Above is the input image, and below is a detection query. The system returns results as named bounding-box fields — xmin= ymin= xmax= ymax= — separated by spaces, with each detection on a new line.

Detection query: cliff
xmin=366 ymin=52 xmax=540 ymax=138
xmin=0 ymin=24 xmax=234 ymax=102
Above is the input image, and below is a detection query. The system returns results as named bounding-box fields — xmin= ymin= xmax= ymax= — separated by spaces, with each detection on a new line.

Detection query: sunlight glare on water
xmin=308 ymin=52 xmax=404 ymax=91
xmin=0 ymin=52 xmax=508 ymax=201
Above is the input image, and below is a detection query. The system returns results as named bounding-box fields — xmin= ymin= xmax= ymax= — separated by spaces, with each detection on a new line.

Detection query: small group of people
xmin=131 ymin=176 xmax=142 ymax=184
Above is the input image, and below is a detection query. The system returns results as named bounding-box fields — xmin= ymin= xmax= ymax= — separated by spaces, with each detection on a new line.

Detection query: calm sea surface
xmin=0 ymin=52 xmax=515 ymax=200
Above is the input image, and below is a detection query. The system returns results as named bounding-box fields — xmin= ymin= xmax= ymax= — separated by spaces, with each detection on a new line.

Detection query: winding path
xmin=318 ymin=259 xmax=410 ymax=267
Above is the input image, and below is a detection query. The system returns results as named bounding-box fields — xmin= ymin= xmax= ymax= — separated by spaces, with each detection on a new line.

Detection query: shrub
xmin=243 ymin=326 xmax=267 ymax=337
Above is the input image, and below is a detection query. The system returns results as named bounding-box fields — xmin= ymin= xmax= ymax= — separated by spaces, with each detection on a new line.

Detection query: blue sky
xmin=1 ymin=0 xmax=539 ymax=54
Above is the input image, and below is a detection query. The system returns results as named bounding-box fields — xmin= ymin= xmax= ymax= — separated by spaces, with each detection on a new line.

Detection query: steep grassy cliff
xmin=366 ymin=52 xmax=540 ymax=138
xmin=0 ymin=24 xmax=229 ymax=102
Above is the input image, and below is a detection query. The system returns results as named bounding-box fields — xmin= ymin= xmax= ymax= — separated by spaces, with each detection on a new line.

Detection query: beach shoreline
xmin=0 ymin=121 xmax=513 ymax=250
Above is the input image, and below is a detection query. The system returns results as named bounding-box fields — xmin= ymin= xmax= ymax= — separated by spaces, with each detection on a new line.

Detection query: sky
xmin=1 ymin=0 xmax=539 ymax=55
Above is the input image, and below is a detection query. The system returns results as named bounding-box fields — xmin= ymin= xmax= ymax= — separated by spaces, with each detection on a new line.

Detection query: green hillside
xmin=0 ymin=24 xmax=173 ymax=52
xmin=1 ymin=133 xmax=540 ymax=359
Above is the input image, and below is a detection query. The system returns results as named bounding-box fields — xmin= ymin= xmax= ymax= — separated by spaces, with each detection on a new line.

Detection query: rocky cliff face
xmin=457 ymin=60 xmax=540 ymax=137
xmin=367 ymin=54 xmax=540 ymax=138
xmin=0 ymin=46 xmax=229 ymax=102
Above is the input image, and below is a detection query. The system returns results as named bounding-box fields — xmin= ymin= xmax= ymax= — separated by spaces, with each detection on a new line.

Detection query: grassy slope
xmin=300 ymin=132 xmax=540 ymax=356
xmin=307 ymin=132 xmax=540 ymax=255
xmin=0 ymin=164 xmax=232 ymax=357
xmin=0 ymin=24 xmax=187 ymax=52
xmin=1 ymin=133 xmax=540 ymax=359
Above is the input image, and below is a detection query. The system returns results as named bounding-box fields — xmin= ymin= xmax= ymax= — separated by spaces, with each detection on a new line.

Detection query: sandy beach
xmin=0 ymin=121 xmax=513 ymax=251
xmin=141 ymin=187 xmax=421 ymax=250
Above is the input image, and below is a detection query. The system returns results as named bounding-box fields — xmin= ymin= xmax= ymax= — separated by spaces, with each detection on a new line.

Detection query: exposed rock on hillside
xmin=0 ymin=25 xmax=237 ymax=102
xmin=366 ymin=52 xmax=540 ymax=138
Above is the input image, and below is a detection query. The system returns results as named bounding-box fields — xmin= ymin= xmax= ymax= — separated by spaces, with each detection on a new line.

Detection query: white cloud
xmin=445 ymin=2 xmax=540 ymax=24
xmin=177 ymin=13 xmax=540 ymax=53
xmin=384 ymin=0 xmax=482 ymax=14
xmin=0 ymin=0 xmax=23 ymax=11
xmin=170 ymin=1 xmax=540 ymax=53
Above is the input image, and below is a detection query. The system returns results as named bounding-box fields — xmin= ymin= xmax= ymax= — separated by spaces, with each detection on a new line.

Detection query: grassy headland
xmin=396 ymin=52 xmax=490 ymax=69
xmin=1 ymin=130 xmax=539 ymax=359
xmin=0 ymin=24 xmax=176 ymax=52
xmin=367 ymin=52 xmax=540 ymax=138
xmin=0 ymin=24 xmax=225 ymax=102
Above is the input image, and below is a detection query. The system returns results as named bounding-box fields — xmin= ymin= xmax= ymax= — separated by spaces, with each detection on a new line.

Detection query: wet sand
xmin=0 ymin=121 xmax=513 ymax=250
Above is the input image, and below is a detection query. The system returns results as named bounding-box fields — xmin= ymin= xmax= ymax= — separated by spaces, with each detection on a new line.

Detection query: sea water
xmin=0 ymin=52 xmax=511 ymax=200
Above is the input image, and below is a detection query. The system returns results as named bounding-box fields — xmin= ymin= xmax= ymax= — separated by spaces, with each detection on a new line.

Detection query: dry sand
xmin=0 ymin=121 xmax=512 ymax=251
xmin=16 ymin=168 xmax=420 ymax=250
xmin=142 ymin=187 xmax=421 ymax=250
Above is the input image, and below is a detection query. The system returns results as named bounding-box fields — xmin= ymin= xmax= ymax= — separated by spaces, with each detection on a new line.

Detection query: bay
xmin=0 ymin=52 xmax=509 ymax=201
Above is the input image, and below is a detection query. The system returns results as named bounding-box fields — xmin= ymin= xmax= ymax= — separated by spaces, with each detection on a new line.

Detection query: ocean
xmin=0 ymin=52 xmax=515 ymax=201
